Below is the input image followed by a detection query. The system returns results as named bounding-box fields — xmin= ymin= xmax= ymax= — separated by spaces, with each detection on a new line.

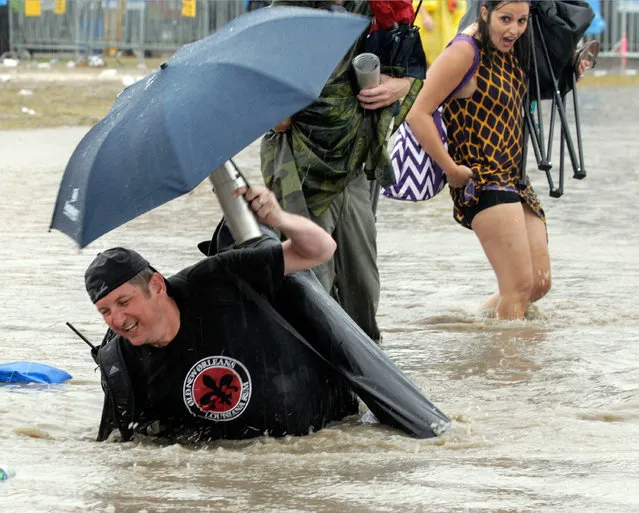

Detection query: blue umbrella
xmin=50 ymin=6 xmax=369 ymax=247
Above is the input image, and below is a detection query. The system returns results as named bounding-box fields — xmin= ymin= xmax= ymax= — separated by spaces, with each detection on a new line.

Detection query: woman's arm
xmin=405 ymin=38 xmax=476 ymax=187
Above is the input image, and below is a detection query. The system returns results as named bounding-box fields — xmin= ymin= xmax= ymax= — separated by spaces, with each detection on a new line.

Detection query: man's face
xmin=95 ymin=278 xmax=163 ymax=346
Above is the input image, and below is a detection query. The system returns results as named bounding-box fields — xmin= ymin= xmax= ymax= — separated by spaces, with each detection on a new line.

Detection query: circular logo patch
xmin=183 ymin=356 xmax=252 ymax=421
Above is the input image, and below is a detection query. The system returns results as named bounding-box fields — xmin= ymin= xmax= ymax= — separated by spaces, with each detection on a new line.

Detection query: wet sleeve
xmin=214 ymin=242 xmax=285 ymax=299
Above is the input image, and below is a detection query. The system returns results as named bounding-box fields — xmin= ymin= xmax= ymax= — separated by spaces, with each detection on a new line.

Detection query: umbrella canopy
xmin=50 ymin=6 xmax=369 ymax=248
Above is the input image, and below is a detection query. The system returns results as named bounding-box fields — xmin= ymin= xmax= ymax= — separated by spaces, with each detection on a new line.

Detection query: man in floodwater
xmin=86 ymin=185 xmax=358 ymax=441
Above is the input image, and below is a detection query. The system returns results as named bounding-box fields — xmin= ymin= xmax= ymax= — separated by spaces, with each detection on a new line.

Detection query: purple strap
xmin=445 ymin=34 xmax=481 ymax=101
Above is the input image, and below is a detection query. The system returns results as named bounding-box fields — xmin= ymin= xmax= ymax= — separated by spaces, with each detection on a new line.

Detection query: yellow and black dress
xmin=443 ymin=40 xmax=545 ymax=229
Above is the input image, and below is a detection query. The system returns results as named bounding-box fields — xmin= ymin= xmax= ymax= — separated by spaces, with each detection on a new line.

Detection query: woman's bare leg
xmin=472 ymin=202 xmax=534 ymax=320
xmin=476 ymin=205 xmax=551 ymax=317
xmin=523 ymin=205 xmax=551 ymax=301
xmin=477 ymin=292 xmax=499 ymax=316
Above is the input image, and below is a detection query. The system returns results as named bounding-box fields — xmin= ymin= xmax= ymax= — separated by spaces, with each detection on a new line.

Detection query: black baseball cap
xmin=85 ymin=247 xmax=156 ymax=304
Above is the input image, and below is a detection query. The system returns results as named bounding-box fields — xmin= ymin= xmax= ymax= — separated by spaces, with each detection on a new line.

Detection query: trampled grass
xmin=1 ymin=62 xmax=638 ymax=131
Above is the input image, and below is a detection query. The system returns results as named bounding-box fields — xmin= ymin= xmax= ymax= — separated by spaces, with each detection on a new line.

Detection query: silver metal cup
xmin=209 ymin=161 xmax=263 ymax=246
xmin=352 ymin=52 xmax=381 ymax=90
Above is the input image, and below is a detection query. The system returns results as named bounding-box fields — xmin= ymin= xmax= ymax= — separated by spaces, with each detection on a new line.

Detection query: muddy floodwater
xmin=1 ymin=85 xmax=638 ymax=513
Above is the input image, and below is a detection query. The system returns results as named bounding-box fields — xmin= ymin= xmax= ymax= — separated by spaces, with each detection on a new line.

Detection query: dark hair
xmin=128 ymin=267 xmax=155 ymax=298
xmin=477 ymin=0 xmax=531 ymax=72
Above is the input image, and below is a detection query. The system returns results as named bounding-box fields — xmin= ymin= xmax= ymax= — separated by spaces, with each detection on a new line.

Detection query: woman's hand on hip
xmin=446 ymin=164 xmax=474 ymax=188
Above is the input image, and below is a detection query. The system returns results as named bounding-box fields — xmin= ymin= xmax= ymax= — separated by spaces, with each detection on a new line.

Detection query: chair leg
xmin=570 ymin=73 xmax=587 ymax=179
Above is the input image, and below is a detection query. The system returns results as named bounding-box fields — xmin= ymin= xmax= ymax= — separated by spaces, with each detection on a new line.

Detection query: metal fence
xmin=5 ymin=0 xmax=246 ymax=60
xmin=4 ymin=0 xmax=639 ymax=63
xmin=589 ymin=0 xmax=639 ymax=57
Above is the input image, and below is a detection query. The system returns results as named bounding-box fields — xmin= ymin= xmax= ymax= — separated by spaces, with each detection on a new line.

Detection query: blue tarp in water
xmin=0 ymin=362 xmax=72 ymax=384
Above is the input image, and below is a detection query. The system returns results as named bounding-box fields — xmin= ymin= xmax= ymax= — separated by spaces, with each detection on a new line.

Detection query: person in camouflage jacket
xmin=261 ymin=0 xmax=424 ymax=342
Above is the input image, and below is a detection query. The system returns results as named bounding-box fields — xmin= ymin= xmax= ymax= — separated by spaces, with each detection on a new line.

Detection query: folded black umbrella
xmin=202 ymin=221 xmax=451 ymax=439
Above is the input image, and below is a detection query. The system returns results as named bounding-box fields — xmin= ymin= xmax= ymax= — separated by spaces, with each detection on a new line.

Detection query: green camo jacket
xmin=261 ymin=0 xmax=422 ymax=217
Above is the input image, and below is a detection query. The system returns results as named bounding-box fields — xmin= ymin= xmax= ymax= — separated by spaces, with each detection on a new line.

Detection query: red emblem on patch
xmin=183 ymin=356 xmax=252 ymax=421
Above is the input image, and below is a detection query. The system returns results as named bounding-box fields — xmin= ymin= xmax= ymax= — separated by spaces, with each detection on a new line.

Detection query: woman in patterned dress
xmin=406 ymin=0 xmax=549 ymax=320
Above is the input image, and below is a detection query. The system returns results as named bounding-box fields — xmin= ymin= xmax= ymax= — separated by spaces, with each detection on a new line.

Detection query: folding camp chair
xmin=521 ymin=9 xmax=595 ymax=197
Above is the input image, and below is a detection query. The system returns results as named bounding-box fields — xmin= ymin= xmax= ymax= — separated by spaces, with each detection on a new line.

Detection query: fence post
xmin=137 ymin=0 xmax=144 ymax=66
xmin=6 ymin=0 xmax=13 ymax=54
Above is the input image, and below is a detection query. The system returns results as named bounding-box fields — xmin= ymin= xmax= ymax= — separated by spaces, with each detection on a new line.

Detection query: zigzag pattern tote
xmin=383 ymin=107 xmax=448 ymax=202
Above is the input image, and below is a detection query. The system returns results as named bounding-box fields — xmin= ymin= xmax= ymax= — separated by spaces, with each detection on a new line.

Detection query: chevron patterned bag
xmin=383 ymin=107 xmax=448 ymax=201
xmin=383 ymin=34 xmax=480 ymax=202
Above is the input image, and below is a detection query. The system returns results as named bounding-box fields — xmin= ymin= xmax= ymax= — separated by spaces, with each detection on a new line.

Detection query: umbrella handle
xmin=209 ymin=161 xmax=263 ymax=246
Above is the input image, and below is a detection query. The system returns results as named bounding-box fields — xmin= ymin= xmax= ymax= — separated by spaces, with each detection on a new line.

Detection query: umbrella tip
xmin=160 ymin=62 xmax=168 ymax=70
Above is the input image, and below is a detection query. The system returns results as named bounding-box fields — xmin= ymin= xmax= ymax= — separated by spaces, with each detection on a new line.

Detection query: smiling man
xmin=85 ymin=185 xmax=359 ymax=441
xmin=88 ymin=251 xmax=177 ymax=348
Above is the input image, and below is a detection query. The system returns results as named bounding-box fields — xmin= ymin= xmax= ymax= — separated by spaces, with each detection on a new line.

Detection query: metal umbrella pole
xmin=208 ymin=160 xmax=263 ymax=246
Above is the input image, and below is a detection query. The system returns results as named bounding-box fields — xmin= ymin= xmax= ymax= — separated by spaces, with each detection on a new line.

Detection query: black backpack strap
xmin=95 ymin=334 xmax=136 ymax=442
xmin=97 ymin=389 xmax=118 ymax=442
